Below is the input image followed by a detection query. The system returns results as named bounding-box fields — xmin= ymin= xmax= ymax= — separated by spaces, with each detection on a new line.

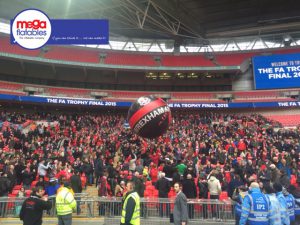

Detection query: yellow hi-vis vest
xmin=121 ymin=192 xmax=140 ymax=225
xmin=56 ymin=187 xmax=77 ymax=216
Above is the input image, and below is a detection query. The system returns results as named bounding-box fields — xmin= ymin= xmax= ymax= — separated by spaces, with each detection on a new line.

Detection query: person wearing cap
xmin=19 ymin=186 xmax=52 ymax=225
xmin=120 ymin=181 xmax=140 ymax=225
xmin=239 ymin=182 xmax=270 ymax=225
xmin=273 ymin=182 xmax=290 ymax=225
xmin=232 ymin=185 xmax=248 ymax=225
xmin=56 ymin=181 xmax=77 ymax=225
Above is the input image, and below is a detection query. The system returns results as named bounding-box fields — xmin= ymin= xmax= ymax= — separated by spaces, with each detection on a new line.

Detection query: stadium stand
xmin=0 ymin=81 xmax=22 ymax=91
xmin=265 ymin=114 xmax=300 ymax=127
xmin=234 ymin=91 xmax=279 ymax=99
xmin=0 ymin=36 xmax=40 ymax=57
xmin=161 ymin=55 xmax=215 ymax=67
xmin=47 ymin=87 xmax=91 ymax=97
xmin=44 ymin=46 xmax=100 ymax=63
xmin=215 ymin=53 xmax=255 ymax=66
xmin=172 ymin=92 xmax=215 ymax=99
xmin=105 ymin=52 xmax=157 ymax=66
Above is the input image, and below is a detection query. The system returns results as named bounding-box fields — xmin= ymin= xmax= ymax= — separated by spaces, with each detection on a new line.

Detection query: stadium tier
xmin=0 ymin=80 xmax=298 ymax=103
xmin=47 ymin=87 xmax=91 ymax=98
xmin=0 ymin=81 xmax=22 ymax=90
xmin=161 ymin=55 xmax=215 ymax=67
xmin=105 ymin=52 xmax=157 ymax=66
xmin=265 ymin=114 xmax=300 ymax=126
xmin=234 ymin=91 xmax=279 ymax=99
xmin=0 ymin=36 xmax=40 ymax=57
xmin=172 ymin=92 xmax=215 ymax=99
xmin=44 ymin=46 xmax=100 ymax=63
xmin=1 ymin=35 xmax=300 ymax=68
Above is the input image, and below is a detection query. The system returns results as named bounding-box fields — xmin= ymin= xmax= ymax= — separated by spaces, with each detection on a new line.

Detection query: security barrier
xmin=0 ymin=195 xmax=235 ymax=222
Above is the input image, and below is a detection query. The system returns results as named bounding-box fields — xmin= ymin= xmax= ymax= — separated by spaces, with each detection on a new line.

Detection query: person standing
xmin=155 ymin=172 xmax=171 ymax=217
xmin=37 ymin=159 xmax=50 ymax=179
xmin=0 ymin=172 xmax=11 ymax=217
xmin=182 ymin=174 xmax=197 ymax=219
xmin=232 ymin=185 xmax=248 ymax=225
xmin=19 ymin=186 xmax=52 ymax=225
xmin=56 ymin=182 xmax=77 ymax=225
xmin=120 ymin=181 xmax=140 ymax=225
xmin=207 ymin=170 xmax=222 ymax=219
xmin=263 ymin=183 xmax=281 ymax=225
xmin=239 ymin=182 xmax=270 ymax=225
xmin=273 ymin=182 xmax=290 ymax=225
xmin=70 ymin=170 xmax=82 ymax=215
xmin=283 ymin=187 xmax=296 ymax=225
xmin=173 ymin=182 xmax=188 ymax=225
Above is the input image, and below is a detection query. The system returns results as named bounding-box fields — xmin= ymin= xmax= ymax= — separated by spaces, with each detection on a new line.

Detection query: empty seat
xmin=44 ymin=46 xmax=99 ymax=63
xmin=105 ymin=53 xmax=156 ymax=66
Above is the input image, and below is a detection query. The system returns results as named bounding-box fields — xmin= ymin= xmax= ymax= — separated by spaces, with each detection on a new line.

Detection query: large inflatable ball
xmin=127 ymin=96 xmax=172 ymax=139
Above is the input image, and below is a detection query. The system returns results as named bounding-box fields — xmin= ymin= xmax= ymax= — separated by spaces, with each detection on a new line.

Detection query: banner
xmin=10 ymin=9 xmax=109 ymax=49
xmin=253 ymin=53 xmax=300 ymax=89
xmin=0 ymin=94 xmax=299 ymax=109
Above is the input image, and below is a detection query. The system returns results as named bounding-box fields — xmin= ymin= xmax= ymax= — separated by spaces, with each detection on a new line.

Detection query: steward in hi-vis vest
xmin=239 ymin=182 xmax=270 ymax=225
xmin=56 ymin=182 xmax=76 ymax=225
xmin=121 ymin=181 xmax=140 ymax=225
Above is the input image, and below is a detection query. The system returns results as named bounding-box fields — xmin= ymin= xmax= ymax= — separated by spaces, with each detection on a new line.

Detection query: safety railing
xmin=0 ymin=195 xmax=235 ymax=221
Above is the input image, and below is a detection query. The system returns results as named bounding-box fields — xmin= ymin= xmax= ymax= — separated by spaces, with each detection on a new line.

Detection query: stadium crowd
xmin=0 ymin=110 xmax=300 ymax=223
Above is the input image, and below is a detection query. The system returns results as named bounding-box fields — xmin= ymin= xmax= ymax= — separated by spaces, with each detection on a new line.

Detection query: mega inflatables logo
xmin=11 ymin=9 xmax=51 ymax=49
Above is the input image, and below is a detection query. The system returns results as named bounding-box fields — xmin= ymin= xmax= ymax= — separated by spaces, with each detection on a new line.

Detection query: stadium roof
xmin=1 ymin=0 xmax=300 ymax=52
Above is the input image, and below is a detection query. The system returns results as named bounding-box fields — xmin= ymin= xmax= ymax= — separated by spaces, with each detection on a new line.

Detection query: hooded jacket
xmin=207 ymin=175 xmax=221 ymax=195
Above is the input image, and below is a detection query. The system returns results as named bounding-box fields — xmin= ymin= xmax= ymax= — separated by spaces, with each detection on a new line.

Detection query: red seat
xmin=12 ymin=190 xmax=19 ymax=196
xmin=13 ymin=185 xmax=22 ymax=191
xmin=25 ymin=190 xmax=31 ymax=197
xmin=153 ymin=189 xmax=159 ymax=197
xmin=31 ymin=181 xmax=38 ymax=187
xmin=291 ymin=175 xmax=297 ymax=185
xmin=145 ymin=181 xmax=152 ymax=186
xmin=144 ymin=190 xmax=152 ymax=197
xmin=7 ymin=194 xmax=15 ymax=210
xmin=219 ymin=192 xmax=228 ymax=200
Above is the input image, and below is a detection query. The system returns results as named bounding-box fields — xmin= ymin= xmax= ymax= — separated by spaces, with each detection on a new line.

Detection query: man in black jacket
xmin=70 ymin=170 xmax=82 ymax=215
xmin=0 ymin=172 xmax=11 ymax=217
xmin=155 ymin=172 xmax=171 ymax=217
xmin=182 ymin=174 xmax=197 ymax=219
xmin=20 ymin=186 xmax=52 ymax=225
xmin=133 ymin=172 xmax=146 ymax=217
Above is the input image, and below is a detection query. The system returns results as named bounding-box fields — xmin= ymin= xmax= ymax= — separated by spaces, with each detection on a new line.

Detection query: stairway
xmin=85 ymin=185 xmax=98 ymax=197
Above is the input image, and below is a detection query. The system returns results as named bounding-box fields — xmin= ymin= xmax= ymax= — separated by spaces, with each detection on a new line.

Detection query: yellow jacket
xmin=56 ymin=187 xmax=76 ymax=215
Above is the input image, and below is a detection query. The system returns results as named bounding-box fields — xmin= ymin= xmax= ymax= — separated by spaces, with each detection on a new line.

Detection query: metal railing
xmin=0 ymin=195 xmax=235 ymax=222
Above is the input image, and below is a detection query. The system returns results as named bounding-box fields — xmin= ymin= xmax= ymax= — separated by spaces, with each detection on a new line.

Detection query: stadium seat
xmin=105 ymin=53 xmax=157 ymax=66
xmin=0 ymin=36 xmax=40 ymax=56
xmin=44 ymin=46 xmax=99 ymax=63
xmin=219 ymin=192 xmax=228 ymax=200
xmin=13 ymin=185 xmax=22 ymax=191
xmin=12 ymin=190 xmax=19 ymax=196
xmin=31 ymin=180 xmax=38 ymax=187
xmin=25 ymin=190 xmax=31 ymax=197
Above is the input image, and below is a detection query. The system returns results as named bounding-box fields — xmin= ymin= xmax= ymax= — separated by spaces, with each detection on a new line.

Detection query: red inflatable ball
xmin=127 ymin=96 xmax=172 ymax=139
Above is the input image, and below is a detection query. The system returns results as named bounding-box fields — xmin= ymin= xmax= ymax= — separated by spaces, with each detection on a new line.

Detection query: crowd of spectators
xmin=0 ymin=110 xmax=300 ymax=205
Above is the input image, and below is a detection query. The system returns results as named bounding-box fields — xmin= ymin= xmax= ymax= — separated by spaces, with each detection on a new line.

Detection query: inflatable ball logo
xmin=127 ymin=96 xmax=171 ymax=139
